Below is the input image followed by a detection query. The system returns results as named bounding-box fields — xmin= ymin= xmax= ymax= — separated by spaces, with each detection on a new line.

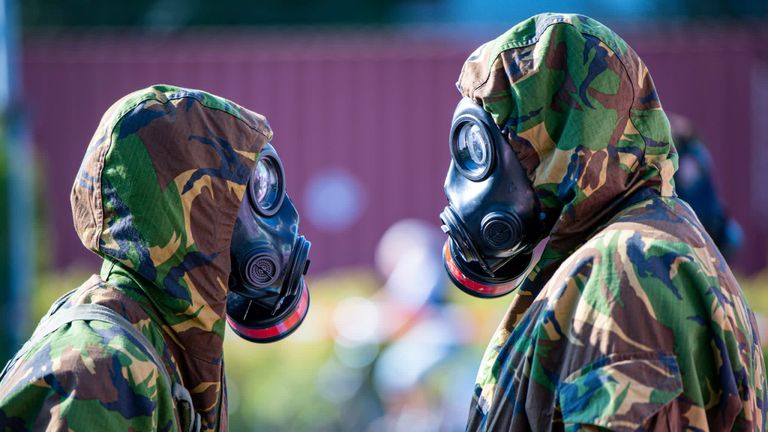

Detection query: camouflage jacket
xmin=458 ymin=14 xmax=767 ymax=431
xmin=0 ymin=85 xmax=272 ymax=431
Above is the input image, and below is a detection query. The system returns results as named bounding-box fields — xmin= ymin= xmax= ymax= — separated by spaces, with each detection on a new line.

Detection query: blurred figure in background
xmin=323 ymin=219 xmax=475 ymax=432
xmin=370 ymin=219 xmax=474 ymax=432
xmin=0 ymin=85 xmax=311 ymax=431
xmin=669 ymin=113 xmax=743 ymax=260
xmin=439 ymin=13 xmax=766 ymax=431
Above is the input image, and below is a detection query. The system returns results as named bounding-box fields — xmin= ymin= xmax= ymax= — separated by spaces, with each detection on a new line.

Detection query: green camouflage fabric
xmin=457 ymin=14 xmax=767 ymax=431
xmin=0 ymin=84 xmax=272 ymax=431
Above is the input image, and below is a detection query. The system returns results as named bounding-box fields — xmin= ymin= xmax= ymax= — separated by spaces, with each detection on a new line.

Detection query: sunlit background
xmin=1 ymin=1 xmax=768 ymax=430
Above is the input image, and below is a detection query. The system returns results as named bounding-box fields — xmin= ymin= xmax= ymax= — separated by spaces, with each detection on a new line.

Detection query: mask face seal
xmin=440 ymin=98 xmax=547 ymax=298
xmin=226 ymin=144 xmax=311 ymax=343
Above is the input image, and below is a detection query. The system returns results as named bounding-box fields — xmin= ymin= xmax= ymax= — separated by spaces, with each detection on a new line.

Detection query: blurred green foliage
xmin=19 ymin=0 xmax=768 ymax=30
xmin=729 ymin=272 xmax=768 ymax=376
xmin=27 ymin=265 xmax=507 ymax=430
xmin=24 ymin=262 xmax=768 ymax=430
xmin=741 ymin=271 xmax=768 ymax=313
xmin=0 ymin=123 xmax=9 ymax=365
xmin=0 ymin=144 xmax=49 ymax=365
xmin=223 ymin=270 xmax=381 ymax=430
xmin=21 ymin=0 xmax=406 ymax=29
xmin=673 ymin=0 xmax=768 ymax=17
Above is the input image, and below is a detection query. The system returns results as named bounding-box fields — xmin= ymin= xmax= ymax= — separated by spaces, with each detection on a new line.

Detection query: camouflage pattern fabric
xmin=457 ymin=14 xmax=767 ymax=431
xmin=0 ymin=84 xmax=272 ymax=431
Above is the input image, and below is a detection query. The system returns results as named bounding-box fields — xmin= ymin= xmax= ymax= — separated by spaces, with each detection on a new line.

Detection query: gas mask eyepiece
xmin=226 ymin=144 xmax=311 ymax=343
xmin=453 ymin=120 xmax=493 ymax=180
xmin=440 ymin=98 xmax=547 ymax=298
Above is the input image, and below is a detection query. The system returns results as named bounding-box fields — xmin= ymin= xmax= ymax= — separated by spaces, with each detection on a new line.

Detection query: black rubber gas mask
xmin=226 ymin=144 xmax=311 ymax=342
xmin=440 ymin=98 xmax=546 ymax=298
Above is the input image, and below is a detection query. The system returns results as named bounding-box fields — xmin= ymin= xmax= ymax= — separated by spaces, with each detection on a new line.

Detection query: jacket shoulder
xmin=556 ymin=225 xmax=764 ymax=431
xmin=0 ymin=318 xmax=176 ymax=431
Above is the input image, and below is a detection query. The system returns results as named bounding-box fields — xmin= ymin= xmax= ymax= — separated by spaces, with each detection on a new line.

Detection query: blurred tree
xmin=675 ymin=0 xmax=768 ymax=17
xmin=20 ymin=0 xmax=767 ymax=30
xmin=0 ymin=0 xmax=33 ymax=368
xmin=22 ymin=0 xmax=408 ymax=29
xmin=0 ymin=126 xmax=9 ymax=365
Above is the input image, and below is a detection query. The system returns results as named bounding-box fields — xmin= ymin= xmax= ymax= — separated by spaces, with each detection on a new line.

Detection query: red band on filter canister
xmin=443 ymin=241 xmax=516 ymax=297
xmin=227 ymin=281 xmax=309 ymax=341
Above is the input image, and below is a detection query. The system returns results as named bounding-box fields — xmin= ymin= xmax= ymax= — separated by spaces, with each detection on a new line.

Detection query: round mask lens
xmin=453 ymin=121 xmax=492 ymax=180
xmin=255 ymin=158 xmax=279 ymax=209
xmin=249 ymin=145 xmax=285 ymax=216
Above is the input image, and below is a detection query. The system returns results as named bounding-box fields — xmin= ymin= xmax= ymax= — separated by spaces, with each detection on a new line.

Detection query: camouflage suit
xmin=0 ymin=85 xmax=272 ymax=431
xmin=458 ymin=14 xmax=767 ymax=430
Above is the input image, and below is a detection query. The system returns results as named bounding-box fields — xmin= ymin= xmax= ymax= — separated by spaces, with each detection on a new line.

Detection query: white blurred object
xmin=303 ymin=168 xmax=366 ymax=232
xmin=373 ymin=314 xmax=456 ymax=398
xmin=333 ymin=296 xmax=383 ymax=344
xmin=375 ymin=219 xmax=444 ymax=311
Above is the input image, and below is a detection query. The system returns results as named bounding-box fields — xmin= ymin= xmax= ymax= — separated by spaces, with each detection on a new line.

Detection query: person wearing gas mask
xmin=0 ymin=85 xmax=310 ymax=431
xmin=669 ymin=113 xmax=743 ymax=261
xmin=439 ymin=14 xmax=766 ymax=430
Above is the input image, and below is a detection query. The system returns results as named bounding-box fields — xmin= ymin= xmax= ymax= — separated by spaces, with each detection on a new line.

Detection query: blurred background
xmin=1 ymin=0 xmax=768 ymax=430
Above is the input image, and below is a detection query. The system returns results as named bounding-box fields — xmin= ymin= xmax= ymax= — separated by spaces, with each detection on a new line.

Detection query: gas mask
xmin=226 ymin=144 xmax=312 ymax=343
xmin=440 ymin=98 xmax=547 ymax=298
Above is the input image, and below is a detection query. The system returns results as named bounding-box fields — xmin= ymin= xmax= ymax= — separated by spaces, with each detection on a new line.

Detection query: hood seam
xmin=164 ymin=93 xmax=272 ymax=140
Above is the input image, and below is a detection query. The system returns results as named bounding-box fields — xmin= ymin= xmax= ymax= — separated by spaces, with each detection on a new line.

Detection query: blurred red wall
xmin=22 ymin=26 xmax=768 ymax=275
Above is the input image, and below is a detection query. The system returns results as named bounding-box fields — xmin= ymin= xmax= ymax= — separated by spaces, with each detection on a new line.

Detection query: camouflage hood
xmin=72 ymin=85 xmax=272 ymax=361
xmin=457 ymin=13 xmax=678 ymax=269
